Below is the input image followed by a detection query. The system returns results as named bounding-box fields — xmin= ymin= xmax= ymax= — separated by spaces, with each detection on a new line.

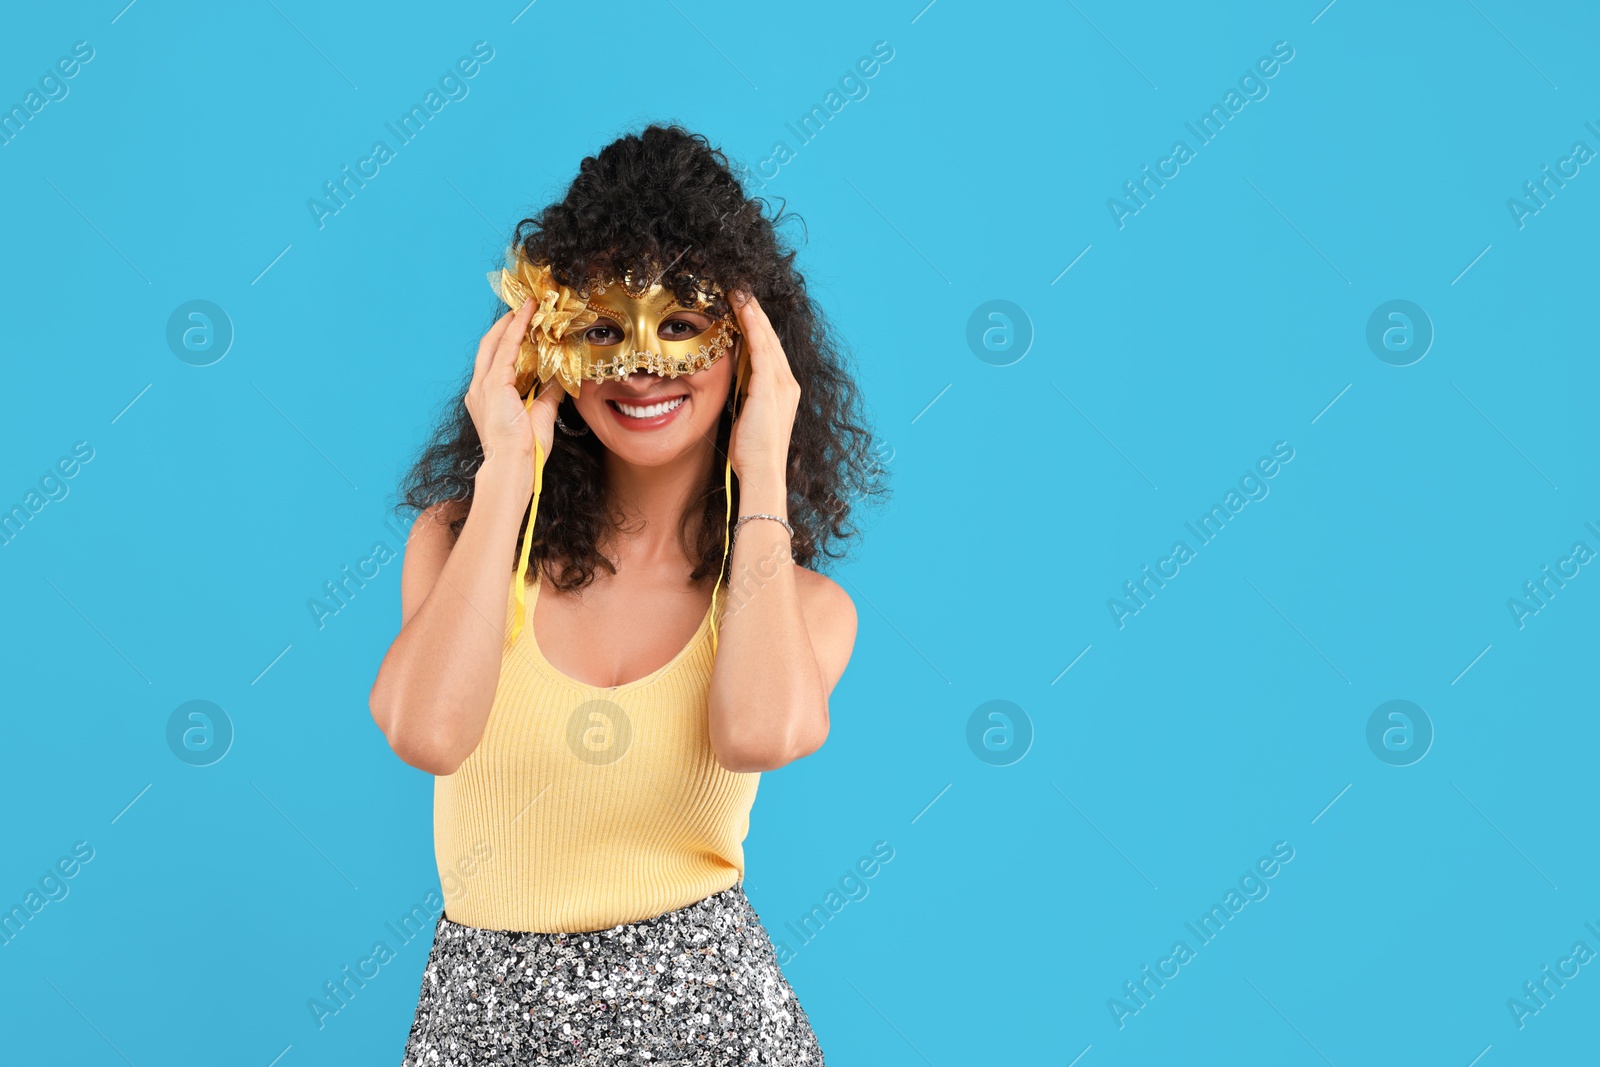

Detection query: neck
xmin=602 ymin=440 xmax=720 ymax=573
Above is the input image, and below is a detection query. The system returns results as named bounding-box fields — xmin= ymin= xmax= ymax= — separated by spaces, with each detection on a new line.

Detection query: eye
xmin=583 ymin=320 xmax=623 ymax=345
xmin=658 ymin=314 xmax=709 ymax=341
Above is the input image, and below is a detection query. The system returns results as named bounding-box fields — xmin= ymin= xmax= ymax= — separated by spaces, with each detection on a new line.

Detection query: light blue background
xmin=3 ymin=0 xmax=1598 ymax=1063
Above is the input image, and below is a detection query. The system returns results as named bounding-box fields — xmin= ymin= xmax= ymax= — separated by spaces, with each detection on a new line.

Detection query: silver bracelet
xmin=732 ymin=512 xmax=794 ymax=547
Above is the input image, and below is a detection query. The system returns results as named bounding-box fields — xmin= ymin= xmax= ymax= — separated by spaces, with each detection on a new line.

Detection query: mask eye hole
xmin=582 ymin=318 xmax=623 ymax=345
xmin=658 ymin=312 xmax=711 ymax=341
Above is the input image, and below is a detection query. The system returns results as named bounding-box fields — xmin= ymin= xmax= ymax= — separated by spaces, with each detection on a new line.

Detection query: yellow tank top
xmin=431 ymin=573 xmax=760 ymax=933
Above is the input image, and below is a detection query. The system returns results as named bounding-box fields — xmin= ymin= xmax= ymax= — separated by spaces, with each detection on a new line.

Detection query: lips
xmin=610 ymin=395 xmax=687 ymax=419
xmin=604 ymin=393 xmax=690 ymax=431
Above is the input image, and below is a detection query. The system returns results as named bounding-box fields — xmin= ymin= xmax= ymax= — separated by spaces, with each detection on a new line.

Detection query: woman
xmin=369 ymin=124 xmax=885 ymax=1063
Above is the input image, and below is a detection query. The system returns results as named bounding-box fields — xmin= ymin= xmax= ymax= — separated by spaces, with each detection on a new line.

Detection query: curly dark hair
xmin=396 ymin=123 xmax=887 ymax=592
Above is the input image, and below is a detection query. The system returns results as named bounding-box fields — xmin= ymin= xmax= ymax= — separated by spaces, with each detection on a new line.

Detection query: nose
xmin=613 ymin=370 xmax=665 ymax=391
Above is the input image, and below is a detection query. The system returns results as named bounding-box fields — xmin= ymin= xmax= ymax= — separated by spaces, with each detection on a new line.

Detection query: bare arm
xmin=368 ymin=297 xmax=559 ymax=775
xmin=707 ymin=471 xmax=858 ymax=773
xmin=368 ymin=460 xmax=533 ymax=775
xmin=706 ymin=291 xmax=858 ymax=772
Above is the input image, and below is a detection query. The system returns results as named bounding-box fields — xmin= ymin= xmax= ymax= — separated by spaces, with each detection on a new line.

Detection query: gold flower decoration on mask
xmin=488 ymin=252 xmax=599 ymax=397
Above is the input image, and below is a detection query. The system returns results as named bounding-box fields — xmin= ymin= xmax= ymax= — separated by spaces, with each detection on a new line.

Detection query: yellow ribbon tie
xmin=708 ymin=348 xmax=750 ymax=658
xmin=709 ymin=449 xmax=733 ymax=658
xmin=506 ymin=386 xmax=543 ymax=650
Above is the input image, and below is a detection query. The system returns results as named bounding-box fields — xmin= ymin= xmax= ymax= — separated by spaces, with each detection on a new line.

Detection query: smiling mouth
xmin=608 ymin=395 xmax=687 ymax=419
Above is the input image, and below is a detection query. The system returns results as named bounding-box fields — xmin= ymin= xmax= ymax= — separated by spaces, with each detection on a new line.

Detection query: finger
xmin=480 ymin=304 xmax=517 ymax=352
xmin=734 ymin=292 xmax=782 ymax=361
xmin=472 ymin=308 xmax=516 ymax=385
xmin=754 ymin=305 xmax=789 ymax=376
xmin=729 ymin=297 xmax=770 ymax=397
xmin=489 ymin=298 xmax=536 ymax=391
xmin=530 ymin=379 xmax=564 ymax=417
xmin=730 ymin=290 xmax=768 ymax=359
xmin=528 ymin=379 xmax=564 ymax=455
xmin=731 ymin=291 xmax=792 ymax=384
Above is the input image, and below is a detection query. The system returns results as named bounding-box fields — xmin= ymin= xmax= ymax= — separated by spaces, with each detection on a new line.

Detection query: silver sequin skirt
xmin=401 ymin=882 xmax=825 ymax=1065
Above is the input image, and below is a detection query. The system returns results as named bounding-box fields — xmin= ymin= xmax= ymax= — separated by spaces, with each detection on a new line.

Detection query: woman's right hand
xmin=463 ymin=298 xmax=563 ymax=475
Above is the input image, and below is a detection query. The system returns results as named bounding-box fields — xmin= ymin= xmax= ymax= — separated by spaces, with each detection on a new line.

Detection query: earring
xmin=555 ymin=399 xmax=590 ymax=436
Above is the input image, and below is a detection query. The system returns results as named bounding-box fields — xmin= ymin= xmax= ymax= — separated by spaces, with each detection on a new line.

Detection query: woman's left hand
xmin=727 ymin=290 xmax=800 ymax=483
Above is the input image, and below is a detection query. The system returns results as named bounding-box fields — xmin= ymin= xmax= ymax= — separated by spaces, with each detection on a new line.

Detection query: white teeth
xmin=615 ymin=396 xmax=686 ymax=419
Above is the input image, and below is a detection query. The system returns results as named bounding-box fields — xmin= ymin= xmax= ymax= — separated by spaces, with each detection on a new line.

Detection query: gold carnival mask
xmin=488 ymin=249 xmax=739 ymax=397
xmin=486 ymin=246 xmax=751 ymax=657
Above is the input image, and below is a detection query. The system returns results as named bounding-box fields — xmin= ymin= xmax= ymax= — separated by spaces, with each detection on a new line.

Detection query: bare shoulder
xmin=793 ymin=564 xmax=858 ymax=693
